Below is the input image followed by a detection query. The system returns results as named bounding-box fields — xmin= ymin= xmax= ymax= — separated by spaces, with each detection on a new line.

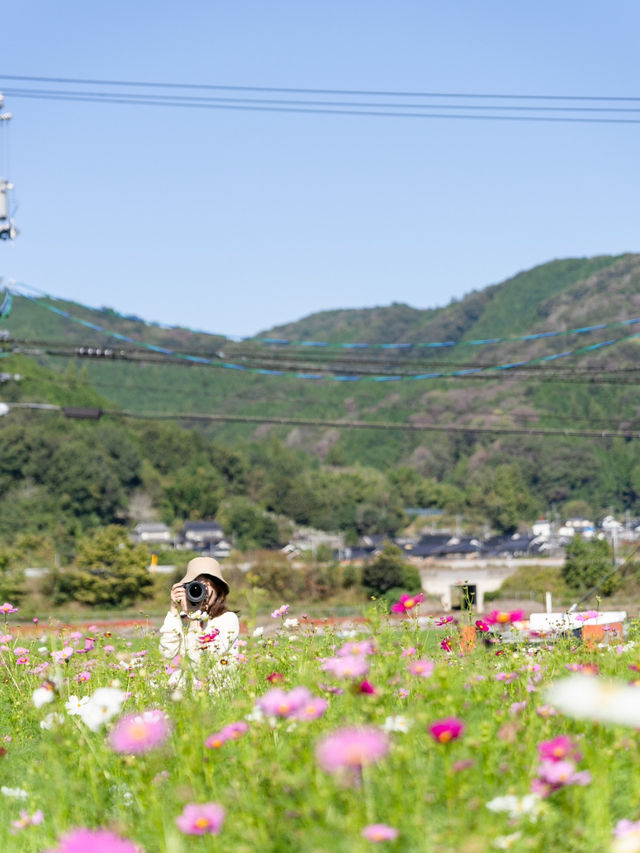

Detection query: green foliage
xmin=468 ymin=463 xmax=539 ymax=534
xmin=362 ymin=542 xmax=419 ymax=597
xmin=562 ymin=536 xmax=619 ymax=596
xmin=218 ymin=497 xmax=281 ymax=551
xmin=53 ymin=526 xmax=153 ymax=606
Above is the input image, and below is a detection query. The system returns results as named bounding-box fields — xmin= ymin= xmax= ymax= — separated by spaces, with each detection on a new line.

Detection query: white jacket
xmin=158 ymin=610 xmax=240 ymax=688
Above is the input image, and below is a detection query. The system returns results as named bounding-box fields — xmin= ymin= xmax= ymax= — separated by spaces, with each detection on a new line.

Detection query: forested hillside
xmin=1 ymin=253 xmax=640 ymax=563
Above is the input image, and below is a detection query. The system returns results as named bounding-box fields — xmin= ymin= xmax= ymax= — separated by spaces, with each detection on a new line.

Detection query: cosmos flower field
xmin=2 ymin=600 xmax=640 ymax=853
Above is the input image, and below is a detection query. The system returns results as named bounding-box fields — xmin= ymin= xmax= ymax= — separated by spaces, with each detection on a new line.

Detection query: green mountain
xmin=1 ymin=253 xmax=640 ymax=537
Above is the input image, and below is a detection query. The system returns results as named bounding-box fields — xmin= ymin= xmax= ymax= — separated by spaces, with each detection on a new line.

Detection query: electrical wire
xmin=3 ymin=87 xmax=640 ymax=124
xmin=1 ymin=74 xmax=639 ymax=102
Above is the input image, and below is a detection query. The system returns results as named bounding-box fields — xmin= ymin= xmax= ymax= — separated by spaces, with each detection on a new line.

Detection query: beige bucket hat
xmin=179 ymin=556 xmax=229 ymax=596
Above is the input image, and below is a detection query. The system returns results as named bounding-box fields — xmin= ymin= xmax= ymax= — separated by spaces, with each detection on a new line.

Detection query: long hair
xmin=205 ymin=578 xmax=229 ymax=619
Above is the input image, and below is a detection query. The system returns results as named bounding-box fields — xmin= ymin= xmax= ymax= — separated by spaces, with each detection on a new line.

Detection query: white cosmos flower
xmin=32 ymin=686 xmax=55 ymax=709
xmin=486 ymin=794 xmax=542 ymax=820
xmin=493 ymin=833 xmax=522 ymax=850
xmin=382 ymin=715 xmax=412 ymax=734
xmin=77 ymin=687 xmax=125 ymax=732
xmin=65 ymin=695 xmax=90 ymax=716
xmin=40 ymin=712 xmax=65 ymax=730
xmin=1 ymin=786 xmax=28 ymax=799
xmin=252 ymin=627 xmax=264 ymax=638
xmin=545 ymin=674 xmax=640 ymax=727
xmin=283 ymin=618 xmax=299 ymax=629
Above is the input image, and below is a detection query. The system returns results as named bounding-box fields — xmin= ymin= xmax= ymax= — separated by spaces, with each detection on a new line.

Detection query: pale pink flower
xmin=361 ymin=824 xmax=398 ymax=842
xmin=337 ymin=640 xmax=374 ymax=657
xmin=407 ymin=659 xmax=435 ymax=678
xmin=322 ymin=655 xmax=370 ymax=679
xmin=402 ymin=647 xmax=417 ymax=657
xmin=316 ymin=727 xmax=389 ymax=773
xmin=271 ymin=604 xmax=290 ymax=618
xmin=43 ymin=828 xmax=141 ymax=852
xmin=257 ymin=687 xmax=312 ymax=717
xmin=11 ymin=809 xmax=44 ymax=831
xmin=109 ymin=709 xmax=170 ymax=754
xmin=295 ymin=696 xmax=328 ymax=720
xmin=0 ymin=603 xmax=18 ymax=614
xmin=176 ymin=802 xmax=225 ymax=836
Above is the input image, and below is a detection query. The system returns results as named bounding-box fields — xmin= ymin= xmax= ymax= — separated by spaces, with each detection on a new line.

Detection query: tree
xmin=54 ymin=526 xmax=153 ymax=606
xmin=362 ymin=543 xmax=420 ymax=598
xmin=562 ymin=536 xmax=619 ymax=596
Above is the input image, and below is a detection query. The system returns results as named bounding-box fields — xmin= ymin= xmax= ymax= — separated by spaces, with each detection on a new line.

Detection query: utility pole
xmin=0 ymin=93 xmax=17 ymax=241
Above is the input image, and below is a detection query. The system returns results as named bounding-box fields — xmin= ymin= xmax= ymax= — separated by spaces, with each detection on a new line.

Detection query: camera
xmin=183 ymin=580 xmax=208 ymax=606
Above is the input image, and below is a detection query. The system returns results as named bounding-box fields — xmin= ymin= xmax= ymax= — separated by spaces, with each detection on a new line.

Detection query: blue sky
xmin=1 ymin=1 xmax=639 ymax=337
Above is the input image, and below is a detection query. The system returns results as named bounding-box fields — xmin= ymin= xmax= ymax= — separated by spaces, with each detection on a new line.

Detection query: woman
xmin=159 ymin=556 xmax=239 ymax=690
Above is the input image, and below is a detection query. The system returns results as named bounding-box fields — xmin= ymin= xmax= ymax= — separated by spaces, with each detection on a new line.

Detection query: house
xmin=179 ymin=520 xmax=226 ymax=550
xmin=131 ymin=522 xmax=172 ymax=545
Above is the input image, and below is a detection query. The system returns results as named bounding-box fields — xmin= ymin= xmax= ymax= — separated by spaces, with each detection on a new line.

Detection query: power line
xmin=9 ymin=402 xmax=640 ymax=440
xmin=5 ymin=88 xmax=640 ymax=124
xmin=5 ymin=86 xmax=640 ymax=114
xmin=1 ymin=74 xmax=638 ymax=102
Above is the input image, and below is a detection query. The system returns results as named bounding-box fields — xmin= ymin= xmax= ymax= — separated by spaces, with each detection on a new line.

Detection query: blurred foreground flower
xmin=43 ymin=828 xmax=142 ymax=853
xmin=76 ymin=687 xmax=126 ymax=732
xmin=322 ymin=654 xmax=370 ymax=679
xmin=613 ymin=819 xmax=640 ymax=853
xmin=0 ymin=602 xmax=18 ymax=614
xmin=12 ymin=809 xmax=44 ymax=831
xmin=316 ymin=726 xmax=389 ymax=774
xmin=545 ymin=674 xmax=640 ymax=727
xmin=486 ymin=794 xmax=542 ymax=820
xmin=361 ymin=824 xmax=398 ymax=841
xmin=176 ymin=802 xmax=225 ymax=836
xmin=109 ymin=709 xmax=170 ymax=754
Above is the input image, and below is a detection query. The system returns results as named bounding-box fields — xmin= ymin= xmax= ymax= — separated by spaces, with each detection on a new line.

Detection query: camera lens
xmin=184 ymin=581 xmax=207 ymax=605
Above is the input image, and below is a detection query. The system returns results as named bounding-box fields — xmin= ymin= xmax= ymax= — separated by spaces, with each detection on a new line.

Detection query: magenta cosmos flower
xmin=429 ymin=717 xmax=465 ymax=744
xmin=538 ymin=735 xmax=581 ymax=763
xmin=44 ymin=828 xmax=142 ymax=853
xmin=362 ymin=824 xmax=399 ymax=842
xmin=390 ymin=593 xmax=424 ymax=614
xmin=316 ymin=726 xmax=389 ymax=773
xmin=176 ymin=802 xmax=225 ymax=836
xmin=485 ymin=610 xmax=526 ymax=625
xmin=109 ymin=709 xmax=170 ymax=754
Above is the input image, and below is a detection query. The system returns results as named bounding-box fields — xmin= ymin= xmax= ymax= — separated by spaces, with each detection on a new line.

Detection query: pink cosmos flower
xmin=75 ymin=671 xmax=91 ymax=683
xmin=0 ymin=603 xmax=18 ymax=614
xmin=13 ymin=647 xmax=29 ymax=656
xmin=16 ymin=656 xmax=29 ymax=665
xmin=271 ymin=604 xmax=290 ymax=618
xmin=356 ymin=680 xmax=376 ymax=695
xmin=532 ymin=759 xmax=591 ymax=797
xmin=316 ymin=727 xmax=389 ymax=773
xmin=486 ymin=610 xmax=525 ymax=625
xmin=322 ymin=655 xmax=370 ymax=679
xmin=566 ymin=662 xmax=599 ymax=675
xmin=429 ymin=717 xmax=465 ymax=744
xmin=435 ymin=615 xmax=455 ymax=626
xmin=390 ymin=593 xmax=424 ymax=614
xmin=176 ymin=802 xmax=225 ymax=836
xmin=337 ymin=640 xmax=374 ymax=657
xmin=221 ymin=721 xmax=249 ymax=740
xmin=475 ymin=619 xmax=490 ymax=632
xmin=538 ymin=735 xmax=581 ymax=763
xmin=575 ymin=610 xmax=599 ymax=622
xmin=510 ymin=701 xmax=527 ymax=715
xmin=198 ymin=630 xmax=220 ymax=648
xmin=11 ymin=809 xmax=44 ymax=831
xmin=103 ymin=645 xmax=115 ymax=654
xmin=296 ymin=696 xmax=329 ymax=719
xmin=109 ymin=709 xmax=170 ymax=754
xmin=408 ymin=659 xmax=435 ymax=678
xmin=43 ymin=828 xmax=141 ymax=853
xmin=402 ymin=646 xmax=416 ymax=657
xmin=361 ymin=824 xmax=398 ymax=842
xmin=440 ymin=638 xmax=452 ymax=653
xmin=266 ymin=671 xmax=284 ymax=683
xmin=257 ymin=686 xmax=312 ymax=717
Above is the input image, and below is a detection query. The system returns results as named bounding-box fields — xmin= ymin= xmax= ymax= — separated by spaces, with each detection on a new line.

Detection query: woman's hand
xmin=170 ymin=583 xmax=188 ymax=616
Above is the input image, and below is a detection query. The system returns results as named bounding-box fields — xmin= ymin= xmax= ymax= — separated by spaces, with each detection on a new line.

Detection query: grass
xmin=0 ymin=603 xmax=639 ymax=852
